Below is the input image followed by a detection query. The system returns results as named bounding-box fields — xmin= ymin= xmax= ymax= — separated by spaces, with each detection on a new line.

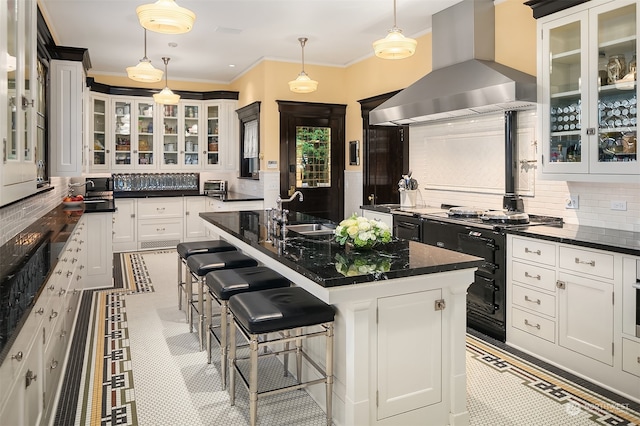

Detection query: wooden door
xmin=277 ymin=101 xmax=346 ymax=222
xmin=359 ymin=92 xmax=409 ymax=206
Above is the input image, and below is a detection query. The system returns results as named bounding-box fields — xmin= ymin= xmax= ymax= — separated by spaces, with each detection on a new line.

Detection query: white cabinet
xmin=113 ymin=198 xmax=137 ymax=252
xmin=376 ymin=290 xmax=442 ymax=420
xmin=159 ymin=102 xmax=204 ymax=169
xmin=184 ymin=196 xmax=207 ymax=241
xmin=49 ymin=59 xmax=85 ymax=177
xmin=137 ymin=197 xmax=183 ymax=250
xmin=205 ymin=197 xmax=263 ymax=212
xmin=85 ymin=212 xmax=113 ymax=287
xmin=506 ymin=234 xmax=639 ymax=400
xmin=1 ymin=0 xmax=38 ymax=205
xmin=111 ymin=98 xmax=157 ymax=170
xmin=88 ymin=94 xmax=110 ymax=171
xmin=537 ymin=0 xmax=639 ymax=181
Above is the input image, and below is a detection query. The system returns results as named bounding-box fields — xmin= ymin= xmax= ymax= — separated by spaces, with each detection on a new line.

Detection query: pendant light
xmin=136 ymin=0 xmax=196 ymax=35
xmin=288 ymin=37 xmax=318 ymax=94
xmin=5 ymin=53 xmax=16 ymax=71
xmin=373 ymin=0 xmax=417 ymax=60
xmin=153 ymin=57 xmax=180 ymax=104
xmin=126 ymin=29 xmax=163 ymax=83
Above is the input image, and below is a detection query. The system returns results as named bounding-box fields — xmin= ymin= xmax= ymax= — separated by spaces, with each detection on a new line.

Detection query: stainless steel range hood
xmin=370 ymin=0 xmax=537 ymax=126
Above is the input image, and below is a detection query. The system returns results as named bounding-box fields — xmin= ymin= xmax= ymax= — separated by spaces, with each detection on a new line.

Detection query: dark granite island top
xmin=200 ymin=210 xmax=481 ymax=426
xmin=199 ymin=210 xmax=483 ymax=288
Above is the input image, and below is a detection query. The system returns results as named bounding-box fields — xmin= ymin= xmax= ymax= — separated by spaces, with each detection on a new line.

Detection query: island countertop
xmin=200 ymin=210 xmax=483 ymax=288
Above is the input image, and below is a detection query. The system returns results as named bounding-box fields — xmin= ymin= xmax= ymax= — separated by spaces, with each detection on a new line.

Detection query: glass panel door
xmin=296 ymin=126 xmax=331 ymax=188
xmin=137 ymin=101 xmax=154 ymax=166
xmin=183 ymin=104 xmax=199 ymax=166
xmin=547 ymin=18 xmax=586 ymax=172
xmin=114 ymin=100 xmax=132 ymax=166
xmin=6 ymin=0 xmax=17 ymax=161
xmin=92 ymin=98 xmax=107 ymax=167
xmin=22 ymin=0 xmax=34 ymax=163
xmin=206 ymin=105 xmax=219 ymax=165
xmin=592 ymin=2 xmax=637 ymax=173
xmin=162 ymin=104 xmax=179 ymax=167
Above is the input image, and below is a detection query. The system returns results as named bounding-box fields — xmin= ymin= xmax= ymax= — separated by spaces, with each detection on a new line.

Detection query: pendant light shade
xmin=289 ymin=37 xmax=318 ymax=93
xmin=126 ymin=29 xmax=163 ymax=83
xmin=373 ymin=0 xmax=417 ymax=60
xmin=153 ymin=57 xmax=180 ymax=104
xmin=136 ymin=0 xmax=196 ymax=35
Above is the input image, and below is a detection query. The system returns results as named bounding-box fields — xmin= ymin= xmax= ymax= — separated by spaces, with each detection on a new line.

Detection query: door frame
xmin=277 ymin=100 xmax=346 ymax=222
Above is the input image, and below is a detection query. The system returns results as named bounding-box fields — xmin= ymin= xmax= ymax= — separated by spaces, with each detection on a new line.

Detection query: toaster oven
xmin=204 ymin=180 xmax=227 ymax=196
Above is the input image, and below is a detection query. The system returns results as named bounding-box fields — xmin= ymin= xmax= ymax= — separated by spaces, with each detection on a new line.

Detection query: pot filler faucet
xmin=68 ymin=180 xmax=94 ymax=195
xmin=267 ymin=191 xmax=304 ymax=248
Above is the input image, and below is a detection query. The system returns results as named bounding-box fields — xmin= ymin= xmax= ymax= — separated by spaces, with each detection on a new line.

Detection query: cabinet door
xmin=113 ymin=199 xmax=136 ymax=251
xmin=85 ymin=212 xmax=113 ymax=288
xmin=588 ymin=1 xmax=638 ymax=175
xmin=160 ymin=104 xmax=180 ymax=168
xmin=182 ymin=102 xmax=202 ymax=168
xmin=89 ymin=95 xmax=109 ymax=171
xmin=184 ymin=197 xmax=207 ymax=240
xmin=558 ymin=272 xmax=613 ymax=365
xmin=135 ymin=100 xmax=156 ymax=168
xmin=377 ymin=290 xmax=442 ymax=420
xmin=541 ymin=11 xmax=590 ymax=174
xmin=112 ymin=99 xmax=133 ymax=168
xmin=204 ymin=103 xmax=221 ymax=168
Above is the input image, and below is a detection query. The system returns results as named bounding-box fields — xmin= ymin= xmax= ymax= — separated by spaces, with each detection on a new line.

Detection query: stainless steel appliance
xmin=420 ymin=206 xmax=562 ymax=341
xmin=204 ymin=180 xmax=227 ymax=196
xmin=393 ymin=212 xmax=423 ymax=242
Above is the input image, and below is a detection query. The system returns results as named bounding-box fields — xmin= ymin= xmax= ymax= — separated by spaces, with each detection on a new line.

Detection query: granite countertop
xmin=199 ymin=210 xmax=483 ymax=288
xmin=115 ymin=190 xmax=201 ymax=198
xmin=78 ymin=199 xmax=117 ymax=213
xmin=509 ymin=224 xmax=640 ymax=257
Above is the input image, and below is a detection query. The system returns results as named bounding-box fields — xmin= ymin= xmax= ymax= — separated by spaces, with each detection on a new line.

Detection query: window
xmin=296 ymin=126 xmax=331 ymax=188
xmin=237 ymin=101 xmax=260 ymax=179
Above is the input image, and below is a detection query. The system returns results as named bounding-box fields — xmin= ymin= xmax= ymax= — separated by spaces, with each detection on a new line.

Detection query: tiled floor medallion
xmin=467 ymin=335 xmax=640 ymax=425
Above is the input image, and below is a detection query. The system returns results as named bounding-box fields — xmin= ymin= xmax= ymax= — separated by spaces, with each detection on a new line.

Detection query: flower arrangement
xmin=334 ymin=213 xmax=392 ymax=250
xmin=334 ymin=252 xmax=391 ymax=277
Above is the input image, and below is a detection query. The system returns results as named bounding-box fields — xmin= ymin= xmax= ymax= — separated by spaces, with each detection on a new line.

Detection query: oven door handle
xmin=397 ymin=222 xmax=421 ymax=229
xmin=459 ymin=233 xmax=496 ymax=249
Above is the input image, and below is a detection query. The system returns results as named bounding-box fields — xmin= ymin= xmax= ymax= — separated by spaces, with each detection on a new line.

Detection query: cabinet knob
xmin=11 ymin=351 xmax=23 ymax=362
xmin=25 ymin=369 xmax=37 ymax=387
xmin=50 ymin=310 xmax=59 ymax=320
xmin=50 ymin=359 xmax=59 ymax=370
xmin=35 ymin=308 xmax=44 ymax=315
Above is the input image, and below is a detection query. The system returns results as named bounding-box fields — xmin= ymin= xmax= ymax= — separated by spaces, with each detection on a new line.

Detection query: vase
xmin=344 ymin=241 xmax=374 ymax=253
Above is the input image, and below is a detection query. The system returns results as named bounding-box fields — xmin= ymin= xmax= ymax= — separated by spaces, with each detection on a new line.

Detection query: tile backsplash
xmin=410 ymin=113 xmax=640 ymax=232
xmin=0 ymin=177 xmax=71 ymax=246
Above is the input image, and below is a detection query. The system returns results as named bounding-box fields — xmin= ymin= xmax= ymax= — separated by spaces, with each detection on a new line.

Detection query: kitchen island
xmin=200 ymin=210 xmax=482 ymax=426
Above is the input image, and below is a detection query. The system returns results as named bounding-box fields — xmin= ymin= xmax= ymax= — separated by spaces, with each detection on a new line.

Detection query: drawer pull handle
xmin=157 ymin=227 xmax=165 ymax=231
xmin=50 ymin=359 xmax=59 ymax=370
xmin=66 ymin=248 xmax=73 ymax=252
xmin=524 ymin=319 xmax=541 ymax=330
xmin=637 ymin=356 xmax=640 ymax=364
xmin=66 ymin=271 xmax=73 ymax=277
xmin=524 ymin=272 xmax=541 ymax=280
xmin=574 ymin=257 xmax=595 ymax=267
xmin=56 ymin=269 xmax=62 ymax=275
xmin=71 ymin=257 xmax=78 ymax=263
xmin=59 ymin=330 xmax=66 ymax=339
xmin=77 ymin=275 xmax=82 ymax=280
xmin=79 ymin=265 xmax=85 ymax=270
xmin=11 ymin=351 xmax=23 ymax=362
xmin=525 ymin=248 xmax=541 ymax=255
xmin=35 ymin=308 xmax=44 ymax=315
xmin=50 ymin=310 xmax=58 ymax=320
xmin=25 ymin=369 xmax=37 ymax=387
xmin=48 ymin=284 xmax=55 ymax=291
xmin=524 ymin=295 xmax=541 ymax=305
xmin=58 ymin=289 xmax=66 ymax=296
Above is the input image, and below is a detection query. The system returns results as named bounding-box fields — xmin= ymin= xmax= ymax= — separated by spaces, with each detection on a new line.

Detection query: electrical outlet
xmin=611 ymin=200 xmax=627 ymax=211
xmin=565 ymin=195 xmax=579 ymax=209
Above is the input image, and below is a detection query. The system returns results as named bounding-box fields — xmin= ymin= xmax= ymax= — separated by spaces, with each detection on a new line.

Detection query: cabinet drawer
xmin=511 ymin=307 xmax=555 ymax=343
xmin=622 ymin=338 xmax=640 ymax=378
xmin=512 ymin=284 xmax=556 ymax=317
xmin=511 ymin=237 xmax=556 ymax=266
xmin=511 ymin=261 xmax=556 ymax=292
xmin=138 ymin=219 xmax=183 ymax=241
xmin=559 ymin=246 xmax=614 ymax=280
xmin=137 ymin=198 xmax=182 ymax=219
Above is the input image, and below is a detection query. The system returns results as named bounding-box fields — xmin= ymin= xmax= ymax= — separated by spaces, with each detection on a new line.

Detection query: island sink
xmin=287 ymin=223 xmax=335 ymax=235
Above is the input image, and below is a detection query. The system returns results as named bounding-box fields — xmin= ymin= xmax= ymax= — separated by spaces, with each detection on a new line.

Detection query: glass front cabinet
xmin=539 ymin=0 xmax=639 ymax=179
xmin=88 ymin=94 xmax=234 ymax=173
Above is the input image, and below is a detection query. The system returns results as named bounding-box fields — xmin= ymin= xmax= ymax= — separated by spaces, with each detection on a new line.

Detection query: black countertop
xmin=199 ymin=210 xmax=483 ymax=288
xmin=0 ymin=204 xmax=82 ymax=364
xmin=113 ymin=190 xmax=263 ymax=202
xmin=206 ymin=192 xmax=264 ymax=202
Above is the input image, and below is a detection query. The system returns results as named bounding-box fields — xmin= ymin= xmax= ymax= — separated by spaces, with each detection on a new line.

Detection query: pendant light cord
xmin=143 ymin=29 xmax=148 ymax=59
xmin=299 ymin=37 xmax=307 ymax=74
xmin=162 ymin=57 xmax=169 ymax=86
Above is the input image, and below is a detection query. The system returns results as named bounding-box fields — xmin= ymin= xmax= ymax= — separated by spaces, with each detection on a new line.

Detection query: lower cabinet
xmin=137 ymin=197 xmax=183 ymax=250
xmin=113 ymin=198 xmax=137 ymax=252
xmin=361 ymin=209 xmax=393 ymax=234
xmin=506 ymin=235 xmax=636 ymax=400
xmin=85 ymin=212 xmax=113 ymax=288
xmin=184 ymin=197 xmax=207 ymax=241
xmin=0 ymin=218 xmax=86 ymax=424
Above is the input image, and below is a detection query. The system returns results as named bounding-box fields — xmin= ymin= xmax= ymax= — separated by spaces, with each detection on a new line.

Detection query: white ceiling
xmin=38 ymin=0 xmax=463 ymax=84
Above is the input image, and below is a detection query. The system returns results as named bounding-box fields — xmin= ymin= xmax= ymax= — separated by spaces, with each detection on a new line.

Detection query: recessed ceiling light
xmin=229 ymin=64 xmax=235 ymax=68
xmin=168 ymin=42 xmax=178 ymax=48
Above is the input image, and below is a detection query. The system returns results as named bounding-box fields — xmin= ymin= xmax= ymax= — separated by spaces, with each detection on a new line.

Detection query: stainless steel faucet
xmin=270 ymin=190 xmax=303 ymax=244
xmin=68 ymin=180 xmax=94 ymax=194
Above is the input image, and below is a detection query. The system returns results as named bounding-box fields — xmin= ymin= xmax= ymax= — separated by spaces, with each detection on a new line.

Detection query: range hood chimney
xmin=370 ymin=0 xmax=537 ymax=125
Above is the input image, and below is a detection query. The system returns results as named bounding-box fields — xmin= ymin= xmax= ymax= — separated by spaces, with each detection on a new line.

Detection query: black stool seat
xmin=206 ymin=266 xmax=290 ymax=301
xmin=177 ymin=240 xmax=236 ymax=259
xmin=230 ymin=287 xmax=335 ymax=334
xmin=187 ymin=252 xmax=258 ymax=277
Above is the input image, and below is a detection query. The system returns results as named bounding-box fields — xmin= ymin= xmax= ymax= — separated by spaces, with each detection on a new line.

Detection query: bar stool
xmin=228 ymin=286 xmax=335 ymax=426
xmin=186 ymin=251 xmax=258 ymax=350
xmin=176 ymin=240 xmax=237 ymax=317
xmin=205 ymin=266 xmax=290 ymax=389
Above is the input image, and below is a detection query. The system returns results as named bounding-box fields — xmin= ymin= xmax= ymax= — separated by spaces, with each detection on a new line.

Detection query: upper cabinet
xmin=87 ymin=92 xmax=237 ymax=173
xmin=538 ymin=0 xmax=639 ymax=181
xmin=1 ymin=0 xmax=38 ymax=205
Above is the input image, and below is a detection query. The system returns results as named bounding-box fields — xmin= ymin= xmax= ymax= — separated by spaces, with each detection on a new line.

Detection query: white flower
xmin=358 ymin=221 xmax=371 ymax=231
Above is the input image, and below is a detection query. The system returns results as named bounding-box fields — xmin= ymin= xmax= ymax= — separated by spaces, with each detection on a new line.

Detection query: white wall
xmin=409 ymin=113 xmax=640 ymax=232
